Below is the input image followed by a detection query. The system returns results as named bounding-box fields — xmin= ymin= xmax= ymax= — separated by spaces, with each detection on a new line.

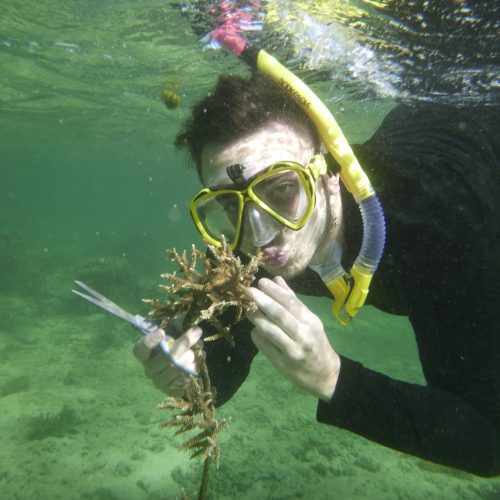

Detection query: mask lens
xmin=252 ymin=169 xmax=308 ymax=221
xmin=244 ymin=203 xmax=281 ymax=247
xmin=195 ymin=192 xmax=241 ymax=244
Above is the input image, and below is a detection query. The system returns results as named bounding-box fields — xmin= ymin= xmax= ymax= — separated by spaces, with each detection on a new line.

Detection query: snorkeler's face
xmin=200 ymin=122 xmax=341 ymax=279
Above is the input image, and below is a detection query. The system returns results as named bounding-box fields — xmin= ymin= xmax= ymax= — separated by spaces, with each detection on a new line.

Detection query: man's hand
xmin=133 ymin=320 xmax=202 ymax=397
xmin=247 ymin=276 xmax=340 ymax=402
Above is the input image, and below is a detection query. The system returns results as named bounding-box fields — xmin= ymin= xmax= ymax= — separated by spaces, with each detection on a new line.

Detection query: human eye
xmin=274 ymin=181 xmax=297 ymax=198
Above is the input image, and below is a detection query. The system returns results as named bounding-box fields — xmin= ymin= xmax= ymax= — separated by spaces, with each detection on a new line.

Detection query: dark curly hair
xmin=175 ymin=73 xmax=321 ymax=180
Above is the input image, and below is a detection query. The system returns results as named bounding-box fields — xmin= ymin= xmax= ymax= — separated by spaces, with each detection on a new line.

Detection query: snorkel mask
xmin=194 ymin=2 xmax=386 ymax=326
xmin=190 ymin=155 xmax=328 ymax=250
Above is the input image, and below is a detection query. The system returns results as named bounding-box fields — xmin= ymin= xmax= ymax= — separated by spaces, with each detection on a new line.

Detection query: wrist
xmin=317 ymin=352 xmax=341 ymax=402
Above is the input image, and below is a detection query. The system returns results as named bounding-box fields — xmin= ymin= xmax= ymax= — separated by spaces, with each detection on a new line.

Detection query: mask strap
xmin=226 ymin=163 xmax=246 ymax=186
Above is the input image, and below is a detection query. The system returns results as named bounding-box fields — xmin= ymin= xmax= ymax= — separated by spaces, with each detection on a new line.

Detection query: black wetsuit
xmin=203 ymin=103 xmax=500 ymax=477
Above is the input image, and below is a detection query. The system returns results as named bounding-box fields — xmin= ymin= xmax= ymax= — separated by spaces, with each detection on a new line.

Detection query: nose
xmin=244 ymin=203 xmax=281 ymax=247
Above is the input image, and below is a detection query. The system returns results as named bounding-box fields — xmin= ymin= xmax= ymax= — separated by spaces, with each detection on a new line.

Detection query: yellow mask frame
xmin=190 ymin=155 xmax=328 ymax=250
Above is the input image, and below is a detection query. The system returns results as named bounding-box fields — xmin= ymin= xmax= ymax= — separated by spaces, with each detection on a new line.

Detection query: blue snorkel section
xmin=357 ymin=196 xmax=386 ymax=272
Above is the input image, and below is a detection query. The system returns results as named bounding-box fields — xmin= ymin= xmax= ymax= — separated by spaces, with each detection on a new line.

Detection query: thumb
xmin=169 ymin=326 xmax=203 ymax=358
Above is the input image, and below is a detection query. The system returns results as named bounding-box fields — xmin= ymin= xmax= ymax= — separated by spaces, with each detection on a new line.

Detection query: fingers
xmin=134 ymin=325 xmax=203 ymax=396
xmin=133 ymin=328 xmax=166 ymax=362
xmin=251 ymin=327 xmax=284 ymax=368
xmin=273 ymin=275 xmax=293 ymax=292
xmin=247 ymin=309 xmax=295 ymax=354
xmin=153 ymin=369 xmax=189 ymax=395
xmin=169 ymin=326 xmax=203 ymax=359
xmin=149 ymin=327 xmax=203 ymax=396
xmin=248 ymin=277 xmax=309 ymax=341
xmin=248 ymin=277 xmax=339 ymax=400
xmin=248 ymin=287 xmax=299 ymax=339
xmin=258 ymin=277 xmax=309 ymax=320
xmin=133 ymin=326 xmax=202 ymax=363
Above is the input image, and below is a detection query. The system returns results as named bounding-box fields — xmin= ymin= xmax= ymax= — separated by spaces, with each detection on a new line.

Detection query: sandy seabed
xmin=1 ymin=284 xmax=499 ymax=500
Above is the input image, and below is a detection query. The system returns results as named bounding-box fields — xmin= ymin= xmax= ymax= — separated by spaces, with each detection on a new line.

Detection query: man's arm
xmin=317 ymin=266 xmax=500 ymax=477
xmin=317 ymin=355 xmax=500 ymax=477
xmin=242 ymin=261 xmax=500 ymax=476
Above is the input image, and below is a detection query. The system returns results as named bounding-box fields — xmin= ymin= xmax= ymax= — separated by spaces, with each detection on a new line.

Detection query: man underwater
xmin=134 ymin=69 xmax=500 ymax=477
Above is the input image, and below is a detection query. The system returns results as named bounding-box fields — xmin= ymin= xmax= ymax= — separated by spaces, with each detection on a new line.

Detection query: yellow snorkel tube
xmin=194 ymin=0 xmax=385 ymax=326
xmin=243 ymin=47 xmax=386 ymax=326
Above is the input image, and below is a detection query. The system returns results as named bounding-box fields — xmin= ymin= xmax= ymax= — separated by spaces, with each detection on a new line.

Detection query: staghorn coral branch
xmin=145 ymin=239 xmax=262 ymax=499
xmin=146 ymin=239 xmax=262 ymax=338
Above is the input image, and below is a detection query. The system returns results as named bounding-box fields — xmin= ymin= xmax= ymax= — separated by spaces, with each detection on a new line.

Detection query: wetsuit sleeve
xmin=317 ymin=351 xmax=500 ymax=477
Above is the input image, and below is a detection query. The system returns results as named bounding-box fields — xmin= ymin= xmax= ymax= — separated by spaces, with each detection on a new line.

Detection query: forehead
xmin=201 ymin=122 xmax=314 ymax=186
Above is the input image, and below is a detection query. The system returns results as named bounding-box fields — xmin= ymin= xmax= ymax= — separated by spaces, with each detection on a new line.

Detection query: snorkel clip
xmin=326 ymin=267 xmax=372 ymax=326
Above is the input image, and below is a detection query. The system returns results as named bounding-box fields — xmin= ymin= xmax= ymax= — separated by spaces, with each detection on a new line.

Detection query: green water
xmin=1 ymin=1 xmax=499 ymax=499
